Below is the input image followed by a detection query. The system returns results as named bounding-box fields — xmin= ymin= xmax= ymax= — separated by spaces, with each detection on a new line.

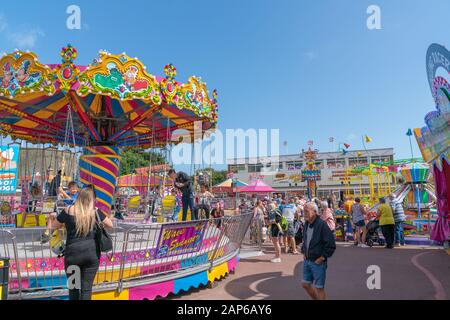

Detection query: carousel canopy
xmin=238 ymin=179 xmax=276 ymax=193
xmin=399 ymin=162 xmax=429 ymax=183
xmin=0 ymin=45 xmax=218 ymax=148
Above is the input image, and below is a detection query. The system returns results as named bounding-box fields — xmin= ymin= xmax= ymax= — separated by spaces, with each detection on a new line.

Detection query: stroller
xmin=365 ymin=218 xmax=385 ymax=247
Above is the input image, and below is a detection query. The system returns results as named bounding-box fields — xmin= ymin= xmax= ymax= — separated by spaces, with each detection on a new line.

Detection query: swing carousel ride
xmin=0 ymin=45 xmax=218 ymax=214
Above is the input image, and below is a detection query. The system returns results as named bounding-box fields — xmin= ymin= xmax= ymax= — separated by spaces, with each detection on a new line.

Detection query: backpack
xmin=279 ymin=213 xmax=289 ymax=232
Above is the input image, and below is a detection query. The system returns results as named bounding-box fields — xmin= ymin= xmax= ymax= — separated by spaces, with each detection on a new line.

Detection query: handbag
xmin=95 ymin=209 xmax=113 ymax=253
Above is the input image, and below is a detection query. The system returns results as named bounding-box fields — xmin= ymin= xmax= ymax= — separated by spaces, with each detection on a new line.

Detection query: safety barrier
xmin=0 ymin=212 xmax=252 ymax=299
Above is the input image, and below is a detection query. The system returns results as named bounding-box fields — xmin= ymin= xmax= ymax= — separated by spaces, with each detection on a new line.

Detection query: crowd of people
xmin=242 ymin=192 xmax=408 ymax=300
xmin=16 ymin=168 xmax=407 ymax=301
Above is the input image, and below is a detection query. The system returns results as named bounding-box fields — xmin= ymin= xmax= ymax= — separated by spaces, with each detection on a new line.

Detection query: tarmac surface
xmin=170 ymin=242 xmax=450 ymax=300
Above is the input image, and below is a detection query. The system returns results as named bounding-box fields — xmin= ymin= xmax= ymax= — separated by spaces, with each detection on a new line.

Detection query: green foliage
xmin=196 ymin=167 xmax=228 ymax=186
xmin=119 ymin=148 xmax=166 ymax=175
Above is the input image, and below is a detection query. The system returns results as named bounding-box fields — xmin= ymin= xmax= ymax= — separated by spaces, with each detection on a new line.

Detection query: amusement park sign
xmin=155 ymin=221 xmax=206 ymax=259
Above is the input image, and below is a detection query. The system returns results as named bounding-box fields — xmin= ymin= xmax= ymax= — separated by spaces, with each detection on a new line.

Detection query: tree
xmin=119 ymin=148 xmax=166 ymax=175
xmin=196 ymin=167 xmax=228 ymax=186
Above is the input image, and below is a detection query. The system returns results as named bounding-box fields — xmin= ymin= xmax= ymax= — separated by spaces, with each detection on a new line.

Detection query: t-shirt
xmin=344 ymin=200 xmax=355 ymax=214
xmin=350 ymin=203 xmax=365 ymax=223
xmin=280 ymin=204 xmax=296 ymax=222
xmin=56 ymin=207 xmax=106 ymax=246
xmin=48 ymin=175 xmax=61 ymax=197
xmin=63 ymin=192 xmax=78 ymax=206
xmin=305 ymin=224 xmax=314 ymax=258
xmin=378 ymin=203 xmax=395 ymax=226
xmin=268 ymin=209 xmax=282 ymax=223
xmin=175 ymin=172 xmax=194 ymax=196
xmin=391 ymin=199 xmax=406 ymax=222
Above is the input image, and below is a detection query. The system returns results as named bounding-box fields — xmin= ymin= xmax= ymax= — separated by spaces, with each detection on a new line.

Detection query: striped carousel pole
xmin=79 ymin=146 xmax=121 ymax=214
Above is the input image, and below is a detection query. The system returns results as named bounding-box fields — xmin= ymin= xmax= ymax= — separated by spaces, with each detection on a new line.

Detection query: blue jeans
xmin=302 ymin=259 xmax=328 ymax=289
xmin=394 ymin=221 xmax=405 ymax=245
xmin=182 ymin=194 xmax=195 ymax=221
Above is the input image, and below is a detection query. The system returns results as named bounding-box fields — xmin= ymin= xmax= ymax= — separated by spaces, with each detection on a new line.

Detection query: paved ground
xmin=170 ymin=242 xmax=450 ymax=300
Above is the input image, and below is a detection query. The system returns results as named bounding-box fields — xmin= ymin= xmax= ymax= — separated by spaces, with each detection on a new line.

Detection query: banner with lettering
xmin=0 ymin=146 xmax=20 ymax=194
xmin=155 ymin=221 xmax=206 ymax=259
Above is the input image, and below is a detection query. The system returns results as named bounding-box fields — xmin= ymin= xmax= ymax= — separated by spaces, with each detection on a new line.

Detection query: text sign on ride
xmin=0 ymin=145 xmax=19 ymax=194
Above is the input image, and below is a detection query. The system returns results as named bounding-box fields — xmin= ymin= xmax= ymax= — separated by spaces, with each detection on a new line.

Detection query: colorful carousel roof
xmin=399 ymin=163 xmax=429 ymax=183
xmin=0 ymin=45 xmax=218 ymax=148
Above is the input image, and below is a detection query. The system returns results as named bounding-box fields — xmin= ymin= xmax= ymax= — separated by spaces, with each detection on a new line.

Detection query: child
xmin=59 ymin=181 xmax=80 ymax=206
xmin=171 ymin=189 xmax=181 ymax=222
xmin=40 ymin=181 xmax=79 ymax=244
xmin=21 ymin=182 xmax=42 ymax=227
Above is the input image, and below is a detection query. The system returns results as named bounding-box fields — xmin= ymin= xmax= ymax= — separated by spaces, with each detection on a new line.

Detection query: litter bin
xmin=0 ymin=257 xmax=9 ymax=300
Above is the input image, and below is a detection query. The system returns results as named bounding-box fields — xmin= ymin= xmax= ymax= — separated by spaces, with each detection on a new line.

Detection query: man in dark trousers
xmin=301 ymin=201 xmax=336 ymax=300
xmin=168 ymin=169 xmax=196 ymax=221
xmin=48 ymin=170 xmax=62 ymax=197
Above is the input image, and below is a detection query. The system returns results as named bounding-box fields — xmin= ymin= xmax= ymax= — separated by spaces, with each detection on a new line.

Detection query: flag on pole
xmin=343 ymin=143 xmax=350 ymax=149
xmin=342 ymin=149 xmax=348 ymax=155
xmin=307 ymin=140 xmax=313 ymax=146
xmin=283 ymin=140 xmax=288 ymax=147
xmin=357 ymin=151 xmax=363 ymax=157
xmin=406 ymin=128 xmax=413 ymax=136
xmin=364 ymin=135 xmax=373 ymax=143
xmin=329 ymin=137 xmax=334 ymax=143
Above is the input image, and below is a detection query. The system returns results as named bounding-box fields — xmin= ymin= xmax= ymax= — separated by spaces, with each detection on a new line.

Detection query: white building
xmin=228 ymin=148 xmax=394 ymax=199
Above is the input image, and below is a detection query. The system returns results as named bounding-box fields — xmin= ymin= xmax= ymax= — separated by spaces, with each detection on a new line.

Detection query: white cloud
xmin=8 ymin=28 xmax=45 ymax=49
xmin=0 ymin=13 xmax=44 ymax=49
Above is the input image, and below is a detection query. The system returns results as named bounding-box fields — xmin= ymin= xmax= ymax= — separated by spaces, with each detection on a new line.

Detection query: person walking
xmin=389 ymin=194 xmax=406 ymax=247
xmin=252 ymin=200 xmax=266 ymax=244
xmin=350 ymin=198 xmax=369 ymax=247
xmin=377 ymin=197 xmax=395 ymax=249
xmin=48 ymin=186 xmax=113 ymax=300
xmin=301 ymin=202 xmax=336 ymax=300
xmin=280 ymin=197 xmax=300 ymax=254
xmin=168 ymin=169 xmax=195 ymax=221
xmin=320 ymin=201 xmax=335 ymax=233
xmin=268 ymin=202 xmax=283 ymax=263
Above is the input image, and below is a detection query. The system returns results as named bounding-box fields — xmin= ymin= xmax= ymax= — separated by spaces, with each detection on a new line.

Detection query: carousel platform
xmin=1 ymin=214 xmax=252 ymax=300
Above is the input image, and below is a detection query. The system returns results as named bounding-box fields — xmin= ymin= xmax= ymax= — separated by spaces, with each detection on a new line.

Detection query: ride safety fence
xmin=0 ymin=212 xmax=252 ymax=300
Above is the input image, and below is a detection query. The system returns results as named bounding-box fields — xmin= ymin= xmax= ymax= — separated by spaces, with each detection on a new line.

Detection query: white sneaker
xmin=270 ymin=258 xmax=281 ymax=263
xmin=359 ymin=244 xmax=369 ymax=248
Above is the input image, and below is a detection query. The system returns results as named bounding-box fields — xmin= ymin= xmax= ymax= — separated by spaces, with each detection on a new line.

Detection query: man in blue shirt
xmin=279 ymin=198 xmax=300 ymax=254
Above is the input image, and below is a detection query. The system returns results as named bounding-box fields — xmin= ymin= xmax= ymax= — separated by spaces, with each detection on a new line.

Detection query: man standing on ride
xmin=168 ymin=169 xmax=196 ymax=221
xmin=48 ymin=170 xmax=62 ymax=197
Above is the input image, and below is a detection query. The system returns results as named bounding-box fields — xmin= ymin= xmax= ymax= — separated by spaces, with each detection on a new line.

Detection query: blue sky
xmin=0 ymin=0 xmax=449 ymax=171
